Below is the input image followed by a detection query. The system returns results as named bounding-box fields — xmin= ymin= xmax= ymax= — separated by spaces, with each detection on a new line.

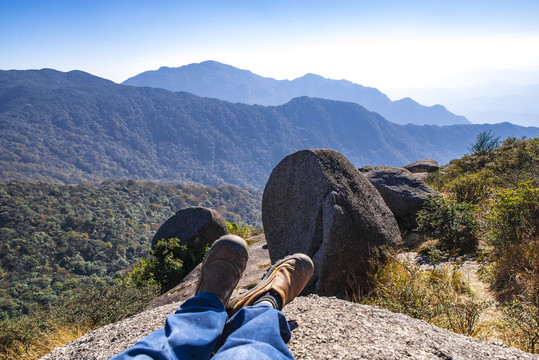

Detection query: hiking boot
xmin=195 ymin=234 xmax=249 ymax=306
xmin=228 ymin=253 xmax=314 ymax=314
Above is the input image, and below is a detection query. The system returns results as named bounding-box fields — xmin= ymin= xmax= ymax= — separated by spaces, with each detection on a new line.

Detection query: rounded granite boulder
xmin=358 ymin=165 xmax=438 ymax=235
xmin=262 ymin=149 xmax=402 ymax=295
xmin=151 ymin=207 xmax=228 ymax=251
xmin=402 ymin=158 xmax=439 ymax=173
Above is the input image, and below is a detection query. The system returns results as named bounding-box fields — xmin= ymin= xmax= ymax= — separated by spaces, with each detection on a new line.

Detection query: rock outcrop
xmin=40 ymin=234 xmax=538 ymax=360
xmin=42 ymin=296 xmax=538 ymax=360
xmin=151 ymin=207 xmax=227 ymax=250
xmin=358 ymin=165 xmax=438 ymax=235
xmin=403 ymin=158 xmax=440 ymax=173
xmin=262 ymin=149 xmax=401 ymax=294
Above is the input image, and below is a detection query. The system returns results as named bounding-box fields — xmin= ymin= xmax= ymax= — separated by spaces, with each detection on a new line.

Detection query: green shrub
xmin=226 ymin=222 xmax=264 ymax=243
xmin=503 ymin=298 xmax=539 ymax=354
xmin=122 ymin=238 xmax=205 ymax=293
xmin=416 ymin=196 xmax=478 ymax=252
xmin=226 ymin=221 xmax=252 ymax=239
xmin=491 ymin=137 xmax=538 ymax=187
xmin=423 ymin=170 xmax=445 ymax=191
xmin=425 ymin=137 xmax=538 ymax=193
xmin=489 ymin=181 xmax=539 ymax=250
xmin=487 ymin=181 xmax=539 ymax=301
xmin=444 ymin=169 xmax=493 ymax=204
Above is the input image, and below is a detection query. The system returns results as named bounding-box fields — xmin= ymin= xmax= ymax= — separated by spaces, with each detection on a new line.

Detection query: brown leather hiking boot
xmin=228 ymin=253 xmax=314 ymax=314
xmin=194 ymin=234 xmax=249 ymax=306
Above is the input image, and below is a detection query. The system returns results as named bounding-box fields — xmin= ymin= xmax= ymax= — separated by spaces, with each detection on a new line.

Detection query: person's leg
xmin=111 ymin=235 xmax=249 ymax=360
xmin=212 ymin=304 xmax=294 ymax=360
xmin=213 ymin=253 xmax=314 ymax=360
xmin=111 ymin=292 xmax=227 ymax=360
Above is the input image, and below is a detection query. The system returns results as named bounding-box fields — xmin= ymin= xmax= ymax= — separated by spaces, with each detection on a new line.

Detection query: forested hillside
xmin=0 ymin=180 xmax=262 ymax=319
xmin=1 ymin=69 xmax=537 ymax=189
xmin=2 ymin=137 xmax=538 ymax=359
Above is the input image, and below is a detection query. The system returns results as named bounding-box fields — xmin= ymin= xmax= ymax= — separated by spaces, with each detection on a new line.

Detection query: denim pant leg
xmin=213 ymin=304 xmax=295 ymax=360
xmin=111 ymin=292 xmax=227 ymax=360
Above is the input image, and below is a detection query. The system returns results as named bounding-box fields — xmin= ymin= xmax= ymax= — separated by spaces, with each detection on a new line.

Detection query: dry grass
xmin=1 ymin=283 xmax=157 ymax=360
xmin=355 ymin=248 xmax=539 ymax=353
xmin=0 ymin=321 xmax=90 ymax=360
xmin=359 ymin=253 xmax=490 ymax=337
xmin=258 ymin=262 xmax=271 ymax=269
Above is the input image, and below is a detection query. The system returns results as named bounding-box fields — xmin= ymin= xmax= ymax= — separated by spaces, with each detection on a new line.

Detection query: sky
xmin=2 ymin=0 xmax=539 ymax=98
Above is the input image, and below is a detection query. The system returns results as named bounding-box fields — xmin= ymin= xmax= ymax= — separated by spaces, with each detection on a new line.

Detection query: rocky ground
xmin=41 ymin=294 xmax=537 ymax=360
xmin=41 ymin=235 xmax=538 ymax=360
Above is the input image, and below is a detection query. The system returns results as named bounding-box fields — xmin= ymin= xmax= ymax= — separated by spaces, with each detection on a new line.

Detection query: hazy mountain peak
xmin=298 ymin=73 xmax=326 ymax=80
xmin=395 ymin=97 xmax=415 ymax=104
xmin=149 ymin=61 xmax=258 ymax=78
xmin=123 ymin=61 xmax=470 ymax=126
xmin=184 ymin=60 xmax=250 ymax=73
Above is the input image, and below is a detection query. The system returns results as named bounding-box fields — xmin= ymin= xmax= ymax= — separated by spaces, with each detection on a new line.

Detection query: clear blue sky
xmin=1 ymin=0 xmax=539 ymax=91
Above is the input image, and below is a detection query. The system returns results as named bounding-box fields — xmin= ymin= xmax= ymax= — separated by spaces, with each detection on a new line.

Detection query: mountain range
xmin=122 ymin=61 xmax=470 ymax=126
xmin=1 ymin=68 xmax=538 ymax=189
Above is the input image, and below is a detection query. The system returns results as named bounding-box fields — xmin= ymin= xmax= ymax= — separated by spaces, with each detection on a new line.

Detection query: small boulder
xmin=403 ymin=158 xmax=439 ymax=173
xmin=263 ymin=149 xmax=401 ymax=295
xmin=151 ymin=207 xmax=228 ymax=251
xmin=358 ymin=165 xmax=438 ymax=235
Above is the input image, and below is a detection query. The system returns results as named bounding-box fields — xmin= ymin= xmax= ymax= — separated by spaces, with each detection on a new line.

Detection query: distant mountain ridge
xmin=402 ymin=81 xmax=539 ymax=127
xmin=1 ymin=69 xmax=537 ymax=189
xmin=122 ymin=61 xmax=470 ymax=126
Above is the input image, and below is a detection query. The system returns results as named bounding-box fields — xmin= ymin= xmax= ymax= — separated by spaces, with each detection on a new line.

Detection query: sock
xmin=253 ymin=289 xmax=283 ymax=310
xmin=255 ymin=300 xmax=275 ymax=307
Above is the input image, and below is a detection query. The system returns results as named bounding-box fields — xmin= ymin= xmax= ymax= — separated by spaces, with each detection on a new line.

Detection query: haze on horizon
xmin=2 ymin=0 xmax=539 ymax=126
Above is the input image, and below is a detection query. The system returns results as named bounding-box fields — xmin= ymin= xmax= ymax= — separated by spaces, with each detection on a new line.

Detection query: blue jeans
xmin=111 ymin=292 xmax=295 ymax=360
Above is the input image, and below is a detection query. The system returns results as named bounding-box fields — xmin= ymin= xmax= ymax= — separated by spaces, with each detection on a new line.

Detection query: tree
xmin=468 ymin=130 xmax=500 ymax=155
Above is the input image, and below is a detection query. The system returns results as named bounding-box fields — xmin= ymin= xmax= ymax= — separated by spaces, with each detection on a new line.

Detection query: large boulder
xmin=151 ymin=207 xmax=228 ymax=251
xmin=263 ymin=149 xmax=401 ymax=294
xmin=358 ymin=165 xmax=438 ymax=235
xmin=403 ymin=158 xmax=439 ymax=173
